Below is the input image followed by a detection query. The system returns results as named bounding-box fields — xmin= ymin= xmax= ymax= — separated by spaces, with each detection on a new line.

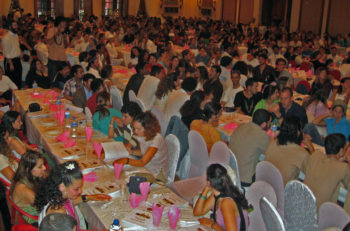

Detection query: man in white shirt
xmin=328 ymin=46 xmax=343 ymax=64
xmin=1 ymin=21 xmax=22 ymax=89
xmin=87 ymin=55 xmax=101 ymax=79
xmin=163 ymin=77 xmax=197 ymax=121
xmin=137 ymin=66 xmax=163 ymax=110
xmin=268 ymin=45 xmax=284 ymax=66
xmin=221 ymin=70 xmax=244 ymax=108
xmin=0 ymin=66 xmax=18 ymax=104
xmin=242 ymin=52 xmax=259 ymax=68
xmin=219 ymin=56 xmax=233 ymax=94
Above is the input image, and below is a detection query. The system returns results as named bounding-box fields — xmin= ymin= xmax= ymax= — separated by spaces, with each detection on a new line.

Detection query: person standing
xmin=1 ymin=21 xmax=22 ymax=89
xmin=46 ymin=17 xmax=68 ymax=82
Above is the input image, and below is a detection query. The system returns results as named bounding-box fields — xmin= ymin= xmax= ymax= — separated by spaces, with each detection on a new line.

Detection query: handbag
xmin=127 ymin=176 xmax=147 ymax=194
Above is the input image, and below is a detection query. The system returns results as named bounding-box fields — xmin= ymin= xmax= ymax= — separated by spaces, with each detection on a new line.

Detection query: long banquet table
xmin=13 ymin=88 xmax=207 ymax=230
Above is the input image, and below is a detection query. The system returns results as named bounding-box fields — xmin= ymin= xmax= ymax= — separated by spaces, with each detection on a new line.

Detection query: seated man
xmin=279 ymin=87 xmax=308 ymax=128
xmin=304 ymin=133 xmax=350 ymax=209
xmin=234 ymin=78 xmax=262 ymax=116
xmin=229 ymin=109 xmax=271 ymax=186
xmin=61 ymin=65 xmax=84 ymax=101
xmin=52 ymin=63 xmax=71 ymax=90
xmin=72 ymin=73 xmax=95 ymax=109
xmin=0 ymin=66 xmax=17 ymax=105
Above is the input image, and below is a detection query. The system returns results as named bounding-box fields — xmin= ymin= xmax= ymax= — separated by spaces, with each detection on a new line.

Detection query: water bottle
xmin=71 ymin=117 xmax=78 ymax=139
xmin=33 ymin=81 xmax=38 ymax=95
xmin=271 ymin=120 xmax=278 ymax=138
xmin=56 ymin=100 xmax=62 ymax=111
xmin=110 ymin=219 xmax=123 ymax=231
xmin=64 ymin=109 xmax=71 ymax=131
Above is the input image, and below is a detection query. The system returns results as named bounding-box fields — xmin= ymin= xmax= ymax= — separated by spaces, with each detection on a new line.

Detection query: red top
xmin=86 ymin=93 xmax=98 ymax=115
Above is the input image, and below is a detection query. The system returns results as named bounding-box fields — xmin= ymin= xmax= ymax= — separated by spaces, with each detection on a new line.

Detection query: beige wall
xmin=64 ymin=0 xmax=74 ymax=18
xmin=93 ymin=0 xmax=103 ymax=18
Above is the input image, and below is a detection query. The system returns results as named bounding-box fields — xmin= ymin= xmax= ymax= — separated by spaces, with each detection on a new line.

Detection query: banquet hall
xmin=0 ymin=0 xmax=350 ymax=230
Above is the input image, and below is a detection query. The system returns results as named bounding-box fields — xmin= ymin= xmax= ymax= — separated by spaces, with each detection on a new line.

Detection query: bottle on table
xmin=71 ymin=117 xmax=78 ymax=139
xmin=33 ymin=81 xmax=38 ymax=94
xmin=110 ymin=219 xmax=123 ymax=231
xmin=270 ymin=120 xmax=278 ymax=138
xmin=64 ymin=108 xmax=71 ymax=131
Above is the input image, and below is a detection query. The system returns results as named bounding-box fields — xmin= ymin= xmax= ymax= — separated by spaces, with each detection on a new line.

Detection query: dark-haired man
xmin=304 ymin=133 xmax=350 ymax=209
xmin=72 ymin=73 xmax=95 ymax=109
xmin=61 ymin=65 xmax=84 ymax=100
xmin=252 ymin=53 xmax=276 ymax=83
xmin=234 ymin=78 xmax=262 ymax=116
xmin=229 ymin=109 xmax=271 ymax=186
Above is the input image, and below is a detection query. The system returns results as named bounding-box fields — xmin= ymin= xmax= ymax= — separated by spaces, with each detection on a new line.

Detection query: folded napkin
xmin=93 ymin=141 xmax=103 ymax=158
xmin=223 ymin=122 xmax=238 ymax=131
xmin=63 ymin=138 xmax=76 ymax=148
xmin=113 ymin=163 xmax=124 ymax=180
xmin=152 ymin=203 xmax=164 ymax=227
xmin=168 ymin=205 xmax=181 ymax=230
xmin=56 ymin=131 xmax=69 ymax=142
xmin=85 ymin=126 xmax=93 ymax=142
xmin=129 ymin=192 xmax=143 ymax=209
xmin=139 ymin=182 xmax=150 ymax=201
xmin=83 ymin=171 xmax=98 ymax=182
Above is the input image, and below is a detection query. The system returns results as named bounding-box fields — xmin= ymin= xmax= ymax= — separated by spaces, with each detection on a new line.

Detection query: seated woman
xmin=2 ymin=111 xmax=39 ymax=160
xmin=265 ymin=116 xmax=312 ymax=185
xmin=193 ymin=164 xmax=249 ymax=231
xmin=92 ymin=92 xmax=123 ymax=141
xmin=253 ymin=84 xmax=280 ymax=118
xmin=113 ymin=112 xmax=168 ymax=182
xmin=109 ymin=102 xmax=142 ymax=150
xmin=180 ymin=90 xmax=206 ymax=128
xmin=309 ymin=66 xmax=333 ymax=99
xmin=25 ymin=59 xmax=51 ymax=89
xmin=35 ymin=161 xmax=111 ymax=229
xmin=303 ymin=89 xmax=329 ymax=120
xmin=190 ymin=102 xmax=222 ymax=152
xmin=154 ymin=72 xmax=181 ymax=112
xmin=0 ymin=125 xmax=17 ymax=184
xmin=10 ymin=151 xmax=47 ymax=226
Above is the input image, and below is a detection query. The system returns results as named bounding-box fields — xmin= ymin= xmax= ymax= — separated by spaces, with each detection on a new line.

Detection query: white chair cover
xmin=133 ymin=98 xmax=146 ymax=112
xmin=151 ymin=106 xmax=168 ymax=136
xmin=284 ymin=180 xmax=317 ymax=231
xmin=188 ymin=130 xmax=209 ymax=178
xmin=318 ymin=202 xmax=350 ymax=231
xmin=170 ymin=175 xmax=207 ymax=202
xmin=256 ymin=161 xmax=285 ymax=217
xmin=85 ymin=107 xmax=92 ymax=120
xmin=128 ymin=90 xmax=137 ymax=102
xmin=176 ymin=150 xmax=191 ymax=180
xmin=229 ymin=150 xmax=242 ymax=190
xmin=208 ymin=141 xmax=230 ymax=166
xmin=64 ymin=103 xmax=84 ymax=113
xmin=165 ymin=134 xmax=180 ymax=186
xmin=260 ymin=197 xmax=286 ymax=231
xmin=110 ymin=86 xmax=123 ymax=111
xmin=246 ymin=181 xmax=278 ymax=231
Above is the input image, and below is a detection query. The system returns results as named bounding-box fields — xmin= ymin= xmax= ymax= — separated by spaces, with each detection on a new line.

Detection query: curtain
xmin=138 ymin=0 xmax=147 ymax=16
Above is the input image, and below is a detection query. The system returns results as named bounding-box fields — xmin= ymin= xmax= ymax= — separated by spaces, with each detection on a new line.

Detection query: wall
xmin=327 ymin=0 xmax=350 ymax=36
xmin=238 ymin=0 xmax=254 ymax=24
xmin=93 ymin=0 xmax=103 ymax=18
xmin=64 ymin=0 xmax=74 ymax=17
xmin=289 ymin=0 xmax=300 ymax=32
xmin=222 ymin=0 xmax=236 ymax=22
xmin=298 ymin=0 xmax=323 ymax=33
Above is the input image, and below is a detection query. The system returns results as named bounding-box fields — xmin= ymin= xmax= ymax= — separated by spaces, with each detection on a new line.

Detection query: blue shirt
xmin=93 ymin=108 xmax=123 ymax=141
xmin=325 ymin=117 xmax=350 ymax=140
xmin=83 ymin=86 xmax=92 ymax=100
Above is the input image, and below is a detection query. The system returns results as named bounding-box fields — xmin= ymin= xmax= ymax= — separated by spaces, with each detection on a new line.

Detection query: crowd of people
xmin=0 ymin=10 xmax=350 ymax=231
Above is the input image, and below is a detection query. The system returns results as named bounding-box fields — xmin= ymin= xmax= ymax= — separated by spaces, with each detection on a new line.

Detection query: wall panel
xmin=327 ymin=0 xmax=350 ymax=36
xmin=239 ymin=0 xmax=254 ymax=24
xmin=298 ymin=0 xmax=323 ymax=33
xmin=222 ymin=0 xmax=236 ymax=22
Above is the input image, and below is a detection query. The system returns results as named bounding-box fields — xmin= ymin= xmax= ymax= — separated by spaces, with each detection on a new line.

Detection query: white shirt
xmin=163 ymin=89 xmax=190 ymax=120
xmin=1 ymin=31 xmax=21 ymax=59
xmin=137 ymin=75 xmax=160 ymax=110
xmin=146 ymin=39 xmax=157 ymax=54
xmin=136 ymin=133 xmax=168 ymax=178
xmin=0 ymin=75 xmax=18 ymax=92
xmin=87 ymin=68 xmax=101 ymax=79
xmin=222 ymin=86 xmax=243 ymax=107
xmin=327 ymin=54 xmax=343 ymax=64
xmin=106 ymin=42 xmax=118 ymax=58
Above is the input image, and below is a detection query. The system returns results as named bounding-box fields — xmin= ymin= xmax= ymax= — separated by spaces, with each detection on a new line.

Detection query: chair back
xmin=165 ymin=134 xmax=180 ymax=186
xmin=208 ymin=141 xmax=230 ymax=166
xmin=128 ymin=90 xmax=138 ymax=102
xmin=6 ymin=190 xmax=38 ymax=225
xmin=318 ymin=202 xmax=350 ymax=231
xmin=256 ymin=161 xmax=285 ymax=217
xmin=284 ymin=180 xmax=317 ymax=231
xmin=188 ymin=130 xmax=208 ymax=178
xmin=170 ymin=175 xmax=207 ymax=203
xmin=85 ymin=107 xmax=92 ymax=120
xmin=260 ymin=197 xmax=286 ymax=231
xmin=246 ymin=181 xmax=278 ymax=231
xmin=11 ymin=224 xmax=38 ymax=231
xmin=110 ymin=86 xmax=123 ymax=111
xmin=228 ymin=150 xmax=242 ymax=190
xmin=0 ymin=175 xmax=11 ymax=191
xmin=63 ymin=103 xmax=83 ymax=113
xmin=151 ymin=106 xmax=168 ymax=136
xmin=133 ymin=97 xmax=146 ymax=112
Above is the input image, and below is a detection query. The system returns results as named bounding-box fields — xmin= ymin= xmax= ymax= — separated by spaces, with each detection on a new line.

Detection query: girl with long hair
xmin=194 ymin=164 xmax=249 ymax=231
xmin=25 ymin=59 xmax=50 ymax=89
xmin=154 ymin=72 xmax=181 ymax=111
xmin=180 ymin=90 xmax=207 ymax=128
xmin=92 ymin=92 xmax=123 ymax=141
xmin=34 ymin=161 xmax=111 ymax=229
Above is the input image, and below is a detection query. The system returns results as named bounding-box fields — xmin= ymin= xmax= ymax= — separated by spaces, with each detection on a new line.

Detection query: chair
xmin=260 ymin=197 xmax=285 ymax=231
xmin=128 ymin=90 xmax=138 ymax=103
xmin=318 ymin=202 xmax=350 ymax=231
xmin=228 ymin=150 xmax=242 ymax=190
xmin=208 ymin=141 xmax=230 ymax=166
xmin=85 ymin=107 xmax=92 ymax=120
xmin=165 ymin=134 xmax=180 ymax=186
xmin=246 ymin=181 xmax=278 ymax=231
xmin=151 ymin=106 xmax=168 ymax=136
xmin=0 ymin=175 xmax=11 ymax=191
xmin=110 ymin=86 xmax=123 ymax=111
xmin=6 ymin=190 xmax=38 ymax=225
xmin=256 ymin=161 xmax=285 ymax=217
xmin=133 ymin=97 xmax=146 ymax=112
xmin=63 ymin=103 xmax=83 ymax=113
xmin=11 ymin=224 xmax=38 ymax=231
xmin=188 ymin=130 xmax=209 ymax=178
xmin=284 ymin=180 xmax=317 ymax=231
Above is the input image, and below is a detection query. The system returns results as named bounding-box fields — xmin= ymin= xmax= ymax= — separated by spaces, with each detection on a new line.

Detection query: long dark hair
xmin=277 ymin=116 xmax=303 ymax=145
xmin=303 ymin=89 xmax=328 ymax=109
xmin=2 ymin=111 xmax=21 ymax=136
xmin=155 ymin=72 xmax=178 ymax=99
xmin=207 ymin=164 xmax=249 ymax=209
xmin=95 ymin=91 xmax=110 ymax=120
xmin=203 ymin=102 xmax=221 ymax=122
xmin=34 ymin=161 xmax=83 ymax=211
xmin=180 ymin=90 xmax=205 ymax=118
xmin=10 ymin=150 xmax=45 ymax=195
xmin=0 ymin=125 xmax=10 ymax=158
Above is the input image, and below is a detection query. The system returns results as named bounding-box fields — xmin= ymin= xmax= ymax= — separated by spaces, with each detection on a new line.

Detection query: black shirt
xmin=279 ymin=101 xmax=308 ymax=128
xmin=122 ymin=34 xmax=135 ymax=44
xmin=252 ymin=64 xmax=276 ymax=83
xmin=234 ymin=91 xmax=262 ymax=116
xmin=25 ymin=71 xmax=51 ymax=89
xmin=203 ymin=78 xmax=224 ymax=103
